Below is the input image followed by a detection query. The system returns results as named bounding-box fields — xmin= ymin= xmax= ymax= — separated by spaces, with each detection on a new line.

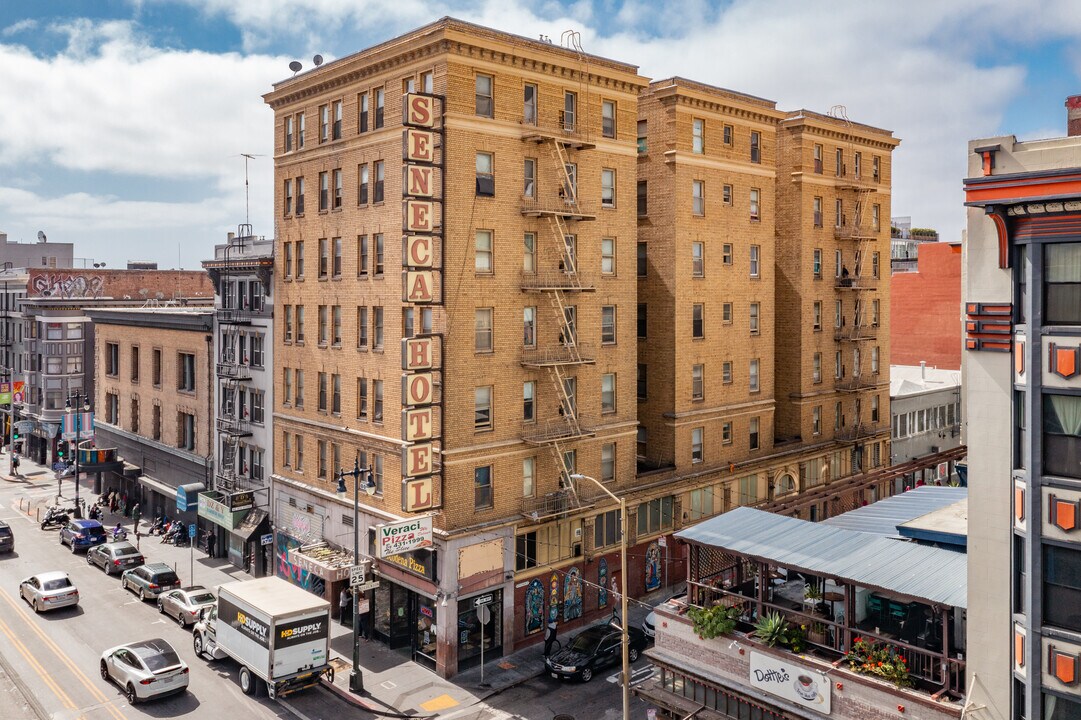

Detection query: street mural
xmin=563 ymin=566 xmax=582 ymax=621
xmin=525 ymin=579 xmax=544 ymax=635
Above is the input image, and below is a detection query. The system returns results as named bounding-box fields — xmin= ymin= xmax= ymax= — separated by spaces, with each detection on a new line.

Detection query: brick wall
xmin=890 ymin=243 xmax=962 ymax=370
xmin=27 ymin=268 xmax=212 ymax=299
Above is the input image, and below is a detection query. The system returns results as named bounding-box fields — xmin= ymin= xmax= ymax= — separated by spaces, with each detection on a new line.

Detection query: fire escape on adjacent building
xmin=830 ymin=107 xmax=883 ymax=446
xmin=519 ymin=34 xmax=598 ymax=522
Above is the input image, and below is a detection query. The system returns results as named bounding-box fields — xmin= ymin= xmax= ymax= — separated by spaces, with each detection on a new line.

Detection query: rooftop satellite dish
xmin=36 ymin=231 xmax=46 ymax=242
xmin=313 ymin=54 xmax=323 ymax=67
xmin=289 ymin=60 xmax=302 ymax=75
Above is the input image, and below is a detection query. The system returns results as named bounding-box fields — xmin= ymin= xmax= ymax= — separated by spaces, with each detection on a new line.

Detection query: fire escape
xmin=519 ymin=32 xmax=597 ymax=520
xmin=830 ymin=107 xmax=882 ymax=444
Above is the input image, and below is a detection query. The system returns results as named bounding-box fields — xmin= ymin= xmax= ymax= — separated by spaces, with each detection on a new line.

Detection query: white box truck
xmin=192 ymin=576 xmax=331 ymax=699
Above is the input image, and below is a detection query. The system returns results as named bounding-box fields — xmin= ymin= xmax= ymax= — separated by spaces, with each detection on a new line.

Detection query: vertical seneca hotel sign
xmin=400 ymin=92 xmax=442 ymax=514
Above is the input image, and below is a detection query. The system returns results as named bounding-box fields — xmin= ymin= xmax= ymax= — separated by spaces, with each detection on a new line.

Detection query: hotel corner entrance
xmin=370 ymin=579 xmax=438 ymax=671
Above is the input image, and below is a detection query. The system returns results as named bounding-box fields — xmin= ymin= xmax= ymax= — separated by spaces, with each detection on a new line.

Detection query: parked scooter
xmin=161 ymin=521 xmax=186 ymax=545
xmin=110 ymin=523 xmax=128 ymax=542
xmin=40 ymin=505 xmax=72 ymax=530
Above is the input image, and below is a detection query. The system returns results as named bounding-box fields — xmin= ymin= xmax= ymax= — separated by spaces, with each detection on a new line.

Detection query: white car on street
xmin=100 ymin=638 xmax=189 ymax=703
xmin=19 ymin=571 xmax=79 ymax=612
xmin=157 ymin=586 xmax=216 ymax=628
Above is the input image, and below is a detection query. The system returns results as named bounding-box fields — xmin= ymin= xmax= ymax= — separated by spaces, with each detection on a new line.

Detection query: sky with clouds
xmin=1 ymin=0 xmax=1080 ymax=269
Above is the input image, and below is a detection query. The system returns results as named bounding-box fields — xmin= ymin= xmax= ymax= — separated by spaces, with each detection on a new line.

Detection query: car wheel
xmin=34 ymin=599 xmax=42 ymax=613
xmin=59 ymin=534 xmax=64 ymax=546
xmin=100 ymin=661 xmax=110 ymax=682
xmin=629 ymin=647 xmax=640 ymax=663
xmin=139 ymin=588 xmax=147 ymax=602
xmin=239 ymin=666 xmax=256 ymax=695
xmin=580 ymin=667 xmax=593 ymax=683
xmin=125 ymin=683 xmax=138 ymax=705
xmin=177 ymin=612 xmax=187 ymax=628
xmin=70 ymin=541 xmax=78 ymax=555
xmin=85 ymin=553 xmax=94 ymax=566
xmin=157 ymin=600 xmax=164 ymax=614
xmin=193 ymin=634 xmax=204 ymax=657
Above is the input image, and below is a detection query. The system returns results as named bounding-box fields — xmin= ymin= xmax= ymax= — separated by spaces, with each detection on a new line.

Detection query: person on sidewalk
xmin=11 ymin=455 xmax=19 ymax=477
xmin=206 ymin=532 xmax=216 ymax=558
xmin=358 ymin=596 xmax=370 ymax=640
xmin=339 ymin=587 xmax=352 ymax=626
xmin=544 ymin=618 xmax=558 ymax=657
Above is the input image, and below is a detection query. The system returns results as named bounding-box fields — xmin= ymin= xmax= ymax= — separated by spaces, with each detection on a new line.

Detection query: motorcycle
xmin=40 ymin=506 xmax=72 ymax=530
xmin=110 ymin=526 xmax=128 ymax=542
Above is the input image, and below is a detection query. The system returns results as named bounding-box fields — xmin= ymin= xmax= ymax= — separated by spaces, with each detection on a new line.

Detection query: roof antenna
xmin=238 ymin=153 xmax=264 ymax=227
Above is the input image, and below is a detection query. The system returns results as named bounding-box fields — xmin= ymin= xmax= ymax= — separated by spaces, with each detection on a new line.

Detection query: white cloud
xmin=2 ymin=19 xmax=38 ymax=37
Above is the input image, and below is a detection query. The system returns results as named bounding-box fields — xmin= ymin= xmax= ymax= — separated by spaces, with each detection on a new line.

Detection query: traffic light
xmin=57 ymin=442 xmax=67 ymax=459
xmin=12 ymin=429 xmax=19 ymax=442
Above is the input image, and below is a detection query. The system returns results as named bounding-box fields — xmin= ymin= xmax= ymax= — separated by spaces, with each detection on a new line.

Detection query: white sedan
xmin=19 ymin=572 xmax=79 ymax=612
xmin=157 ymin=586 xmax=215 ymax=628
xmin=100 ymin=638 xmax=189 ymax=704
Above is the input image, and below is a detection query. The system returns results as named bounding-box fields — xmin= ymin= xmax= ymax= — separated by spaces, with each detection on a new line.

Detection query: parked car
xmin=19 ymin=571 xmax=79 ymax=612
xmin=643 ymin=593 xmax=688 ymax=639
xmin=87 ymin=541 xmax=145 ymax=575
xmin=121 ymin=563 xmax=181 ymax=601
xmin=0 ymin=521 xmax=14 ymax=553
xmin=100 ymin=638 xmax=189 ymax=703
xmin=545 ymin=622 xmax=648 ymax=683
xmin=59 ymin=520 xmax=107 ymax=553
xmin=157 ymin=586 xmax=215 ymax=628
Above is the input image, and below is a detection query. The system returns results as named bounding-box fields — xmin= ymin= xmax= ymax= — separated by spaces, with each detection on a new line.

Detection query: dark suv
xmin=59 ymin=520 xmax=107 ymax=553
xmin=121 ymin=563 xmax=180 ymax=601
xmin=0 ymin=521 xmax=13 ymax=553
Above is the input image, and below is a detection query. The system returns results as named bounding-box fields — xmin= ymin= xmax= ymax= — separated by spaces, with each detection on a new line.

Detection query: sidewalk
xmin=5 ymin=448 xmax=677 ymax=717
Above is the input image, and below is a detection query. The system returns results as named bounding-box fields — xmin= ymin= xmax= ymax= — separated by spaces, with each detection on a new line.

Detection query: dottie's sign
xmin=749 ymin=651 xmax=831 ymax=714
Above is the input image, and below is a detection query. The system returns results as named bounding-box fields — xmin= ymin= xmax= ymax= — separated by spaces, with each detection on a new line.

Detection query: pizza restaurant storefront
xmin=370 ymin=543 xmax=440 ymax=672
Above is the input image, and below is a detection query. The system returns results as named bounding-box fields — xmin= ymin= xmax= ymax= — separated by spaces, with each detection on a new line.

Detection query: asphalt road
xmin=0 ymin=475 xmax=345 ymax=720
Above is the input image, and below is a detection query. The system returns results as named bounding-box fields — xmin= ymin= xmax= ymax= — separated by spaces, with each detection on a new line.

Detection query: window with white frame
xmin=750 ymin=303 xmax=760 ymax=335
xmin=601 ymin=238 xmax=615 ymax=275
xmin=475 ymin=230 xmax=493 ymax=273
xmin=749 ymin=358 xmax=760 ymax=392
xmin=691 ymin=428 xmax=704 ymax=463
xmin=692 ymin=364 xmax=704 ymax=400
xmin=601 ymin=169 xmax=615 ymax=207
xmin=692 ymin=180 xmax=704 ymax=216
xmin=601 ymin=443 xmax=615 ymax=482
xmin=475 ymin=386 xmax=492 ymax=430
xmin=750 ymin=245 xmax=760 ymax=277
xmin=601 ymin=374 xmax=616 ymax=413
xmin=692 ymin=118 xmax=704 ymax=154
xmin=813 ymin=353 xmax=822 ymax=383
xmin=475 ymin=309 xmax=493 ymax=352
xmin=692 ymin=242 xmax=704 ymax=277
xmin=750 ymin=188 xmax=760 ymax=221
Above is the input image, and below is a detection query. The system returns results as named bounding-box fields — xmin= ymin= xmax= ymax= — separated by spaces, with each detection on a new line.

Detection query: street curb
xmin=318 ymin=677 xmax=435 ymax=719
xmin=0 ymin=639 xmax=50 ymax=720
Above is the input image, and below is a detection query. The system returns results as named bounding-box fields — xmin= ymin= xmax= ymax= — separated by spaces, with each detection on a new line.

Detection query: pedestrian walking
xmin=206 ymin=532 xmax=216 ymax=559
xmin=11 ymin=455 xmax=19 ymax=476
xmin=544 ymin=618 xmax=558 ymax=657
xmin=131 ymin=503 xmax=140 ymax=531
xmin=358 ymin=595 xmax=370 ymax=640
xmin=109 ymin=492 xmax=117 ymax=513
xmin=339 ymin=588 xmax=351 ymax=626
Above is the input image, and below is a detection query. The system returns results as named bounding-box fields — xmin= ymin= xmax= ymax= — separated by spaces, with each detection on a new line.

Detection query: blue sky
xmin=1 ymin=0 xmax=1080 ymax=268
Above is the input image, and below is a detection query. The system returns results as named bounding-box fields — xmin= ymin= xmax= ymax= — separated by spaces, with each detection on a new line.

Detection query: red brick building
xmin=890 ymin=241 xmax=962 ymax=370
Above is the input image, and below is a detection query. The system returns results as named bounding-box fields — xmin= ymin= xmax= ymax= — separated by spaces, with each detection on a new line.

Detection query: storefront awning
xmin=287 ymin=542 xmax=355 ymax=582
xmin=139 ymin=474 xmax=178 ymax=500
xmin=176 ymin=483 xmax=206 ymax=513
xmin=231 ymin=508 xmax=268 ymax=541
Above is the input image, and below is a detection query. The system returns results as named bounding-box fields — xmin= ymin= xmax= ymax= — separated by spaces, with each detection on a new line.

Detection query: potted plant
xmin=844 ymin=636 xmax=913 ymax=688
xmin=807 ymin=621 xmax=828 ymax=645
xmin=687 ymin=604 xmax=741 ymax=640
xmin=753 ymin=611 xmax=790 ymax=648
xmin=804 ymin=584 xmax=823 ymax=602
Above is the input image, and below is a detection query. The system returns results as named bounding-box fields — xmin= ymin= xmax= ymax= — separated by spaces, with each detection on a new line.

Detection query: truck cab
xmin=193 ymin=605 xmax=228 ymax=661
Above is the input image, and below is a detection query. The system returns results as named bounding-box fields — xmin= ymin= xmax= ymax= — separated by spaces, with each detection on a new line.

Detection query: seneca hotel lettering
xmin=400 ymin=92 xmax=443 ymax=515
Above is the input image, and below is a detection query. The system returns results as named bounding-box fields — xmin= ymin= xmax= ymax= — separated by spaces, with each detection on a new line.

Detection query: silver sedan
xmin=19 ymin=571 xmax=79 ymax=612
xmin=157 ymin=586 xmax=215 ymax=628
xmin=100 ymin=638 xmax=189 ymax=704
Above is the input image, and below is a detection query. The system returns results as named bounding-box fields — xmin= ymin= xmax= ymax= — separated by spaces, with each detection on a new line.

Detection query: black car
xmin=86 ymin=541 xmax=145 ymax=575
xmin=545 ymin=623 xmax=648 ymax=683
xmin=0 ymin=521 xmax=13 ymax=553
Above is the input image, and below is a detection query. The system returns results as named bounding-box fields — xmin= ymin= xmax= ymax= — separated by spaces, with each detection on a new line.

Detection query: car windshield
xmin=569 ymin=629 xmax=606 ymax=654
xmin=115 ymin=548 xmax=141 ymax=557
xmin=188 ymin=592 xmax=215 ymax=605
xmin=130 ymin=640 xmax=181 ymax=672
xmin=42 ymin=578 xmax=71 ymax=591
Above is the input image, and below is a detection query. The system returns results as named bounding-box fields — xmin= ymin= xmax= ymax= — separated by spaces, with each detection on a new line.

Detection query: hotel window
xmin=692 ymin=304 xmax=704 ymax=338
xmin=637 ymin=304 xmax=647 ymax=338
xmin=284 ymin=179 xmax=293 ymax=216
xmin=750 ymin=188 xmax=760 ymax=221
xmin=319 ymin=171 xmax=329 ymax=211
xmin=872 ymin=251 xmax=880 ymax=278
xmin=475 ymin=74 xmax=493 ymax=117
xmin=813 ymin=406 xmax=821 ymax=435
xmin=178 ymin=412 xmax=196 ymax=451
xmin=692 ymin=180 xmax=704 ymax=216
xmin=356 ymin=378 xmax=367 ymax=419
xmin=813 ymin=353 xmax=822 ymax=383
xmin=602 ymin=100 xmax=616 ymax=138
xmin=475 ymin=386 xmax=492 ymax=430
xmin=692 ymin=242 xmax=704 ymax=277
xmin=403 ymin=77 xmax=415 ymax=94
xmin=722 ymin=361 xmax=733 ymax=384
xmin=522 ymin=456 xmax=536 ymax=498
xmin=293 ymin=434 xmax=304 ymax=471
xmin=373 ymin=307 xmax=383 ymax=349
xmin=1046 ymin=244 xmax=1081 ymax=324
xmin=722 ymin=422 xmax=732 ymax=445
xmin=872 ymin=203 xmax=880 ymax=231
xmin=637 ymin=427 xmax=648 ymax=459
xmin=105 ymin=392 xmax=119 ymax=424
xmin=835 ymin=300 xmax=843 ymax=328
xmin=601 ymin=443 xmax=615 ymax=482
xmin=688 ymin=487 xmax=714 ymax=521
xmin=523 ymin=83 xmax=537 ymax=125
xmin=750 ymin=303 xmax=760 ymax=335
xmin=284 ymin=116 xmax=293 ymax=151
xmin=835 ymin=351 xmax=843 ymax=379
xmin=283 ymin=368 xmax=293 ymax=405
xmin=295 ymin=305 xmax=305 ymax=342
xmin=523 ymin=307 xmax=536 ymax=347
xmin=476 ymin=152 xmax=495 ymax=197
xmin=601 ymin=306 xmax=616 ymax=344
xmin=475 ymin=230 xmax=493 ymax=273
xmin=358 ymin=92 xmax=368 ymax=132
xmin=332 ymin=306 xmax=341 ymax=345
xmin=318 ymin=238 xmax=328 ymax=278
xmin=723 ymin=124 xmax=733 ymax=145
xmin=357 ymin=307 xmax=368 ymax=348
xmin=332 ymin=100 xmax=342 ymax=140
xmin=637 ymin=119 xmax=647 ymax=153
xmin=371 ymin=379 xmax=383 ymax=423
xmin=872 ymin=299 xmax=880 ymax=326
xmin=871 ymin=346 xmax=880 ymax=373
xmin=295 ymin=370 xmax=305 ymax=407
xmin=296 ymin=177 xmax=305 ymax=214
xmin=749 ymin=417 xmax=760 ymax=450
xmin=601 ymin=169 xmax=616 ymax=207
xmin=723 ymin=302 xmax=733 ymax=322
xmin=475 ymin=308 xmax=493 ymax=352
xmin=563 ymin=91 xmax=577 ymax=131
xmin=562 ymin=305 xmax=577 ymax=345
xmin=691 ymin=428 xmax=704 ymax=463
xmin=692 ymin=364 xmax=704 ymax=400
xmin=319 ymin=104 xmax=329 ymax=142
xmin=297 ymin=112 xmax=305 ymax=148
xmin=750 ymin=359 xmax=760 ymax=392
xmin=836 ymin=147 xmax=843 ymax=176
xmin=637 ymin=496 xmax=674 ymax=534
xmin=178 ymin=353 xmax=195 ymax=391
xmin=474 ymin=466 xmax=493 ymax=509
xmin=637 ymin=241 xmax=647 ymax=276
xmin=813 ymin=248 xmax=823 ymax=277
xmin=637 ymin=363 xmax=647 ymax=399
xmin=317 ymin=440 xmax=327 ymax=478
xmin=723 ymin=184 xmax=732 ymax=205
xmin=601 ymin=238 xmax=616 ymax=275
xmin=601 ymin=374 xmax=616 ymax=414
xmin=524 ymin=233 xmax=536 ymax=273
xmin=523 ymin=158 xmax=536 ymax=198
xmin=814 ymin=143 xmax=823 ymax=173
xmin=871 ymin=394 xmax=879 ymax=423
xmin=105 ymin=342 xmax=119 ymax=376
xmin=814 ymin=196 xmax=823 ymax=227
xmin=374 ymin=88 xmax=384 ymax=128
xmin=373 ymin=160 xmax=384 ymax=203
xmin=333 ymin=169 xmax=342 ymax=209
xmin=523 ymin=381 xmax=535 ymax=422
xmin=317 ymin=305 xmax=328 ymax=345
xmin=562 ymin=376 xmax=577 ymax=417
xmin=637 ymin=180 xmax=648 ymax=216
xmin=750 ymin=131 xmax=761 ymax=163
xmin=332 ymin=237 xmax=342 ymax=278
xmin=750 ymin=245 xmax=760 ymax=277
xmin=692 ymin=118 xmax=704 ymax=154
xmin=873 ymin=155 xmax=881 ymax=181
xmin=722 ymin=243 xmax=733 ymax=265
xmin=358 ymin=164 xmax=369 ymax=204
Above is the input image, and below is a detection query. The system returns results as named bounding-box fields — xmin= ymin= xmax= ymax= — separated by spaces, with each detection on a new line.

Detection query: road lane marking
xmin=0 ymin=587 xmax=127 ymax=720
xmin=278 ymin=698 xmax=318 ymax=720
xmin=0 ymin=607 xmax=79 ymax=714
xmin=607 ymin=663 xmax=655 ymax=686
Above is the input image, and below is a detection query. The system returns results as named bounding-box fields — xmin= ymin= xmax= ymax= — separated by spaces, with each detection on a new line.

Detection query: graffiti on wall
xmin=32 ymin=273 xmax=105 ymax=298
xmin=275 ymin=532 xmax=326 ymax=597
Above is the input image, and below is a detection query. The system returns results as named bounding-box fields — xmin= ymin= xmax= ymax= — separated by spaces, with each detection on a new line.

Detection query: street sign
xmin=260 ymin=533 xmax=274 ymax=546
xmin=354 ymin=580 xmax=380 ymax=592
xmin=14 ymin=421 xmax=33 ymax=433
xmin=476 ymin=603 xmax=491 ymax=624
xmin=188 ymin=524 xmax=197 ymax=539
xmin=350 ymin=564 xmax=366 ymax=587
xmin=472 ymin=593 xmax=495 ymax=607
xmin=658 ymin=535 xmax=667 ymax=548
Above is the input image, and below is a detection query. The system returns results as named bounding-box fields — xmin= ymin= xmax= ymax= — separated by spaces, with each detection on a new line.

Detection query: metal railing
xmin=522 ymin=417 xmax=594 ymax=444
xmin=521 ymin=342 xmax=596 ymax=367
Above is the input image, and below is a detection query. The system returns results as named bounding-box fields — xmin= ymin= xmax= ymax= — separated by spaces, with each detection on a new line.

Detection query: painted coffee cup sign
xmin=749 ymin=651 xmax=831 ymax=714
xmin=377 ymin=516 xmax=434 ymax=559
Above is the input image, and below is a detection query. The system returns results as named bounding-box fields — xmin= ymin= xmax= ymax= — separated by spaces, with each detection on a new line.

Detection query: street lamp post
xmin=65 ymin=393 xmax=91 ymax=519
xmin=570 ymin=473 xmax=629 ymax=720
xmin=336 ymin=455 xmax=375 ymax=695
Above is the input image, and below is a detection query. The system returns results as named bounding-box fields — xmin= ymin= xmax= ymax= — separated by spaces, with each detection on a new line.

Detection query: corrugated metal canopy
xmin=676 ymin=506 xmax=967 ymax=608
xmin=821 ymin=487 xmax=967 ymax=546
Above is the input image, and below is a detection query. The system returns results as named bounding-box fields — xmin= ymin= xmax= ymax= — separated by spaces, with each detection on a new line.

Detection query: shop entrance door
xmin=389 ymin=585 xmax=412 ymax=650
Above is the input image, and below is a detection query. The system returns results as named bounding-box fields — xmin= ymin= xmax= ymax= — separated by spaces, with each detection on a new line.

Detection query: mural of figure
xmin=549 ymin=572 xmax=560 ymax=622
xmin=644 ymin=542 xmax=661 ymax=592
xmin=563 ymin=567 xmax=583 ymax=622
xmin=598 ymin=558 xmax=608 ymax=609
xmin=525 ymin=579 xmax=544 ymax=635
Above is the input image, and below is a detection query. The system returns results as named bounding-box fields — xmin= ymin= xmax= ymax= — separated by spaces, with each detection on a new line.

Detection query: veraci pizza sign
xmin=377 ymin=515 xmax=434 ymax=559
